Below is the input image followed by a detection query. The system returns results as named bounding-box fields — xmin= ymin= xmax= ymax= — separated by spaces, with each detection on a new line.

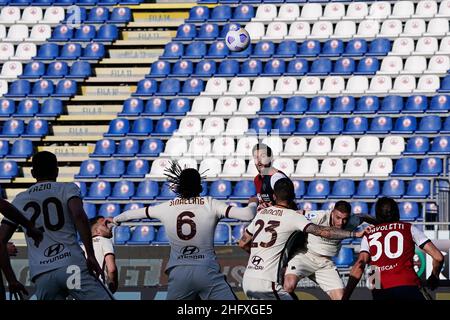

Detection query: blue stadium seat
xmin=134 ymin=79 xmax=158 ymax=96
xmin=404 ymin=136 xmax=429 ymax=155
xmin=333 ymin=247 xmax=353 ymax=268
xmin=330 ymin=180 xmax=354 ymax=199
xmin=274 ymin=117 xmax=295 ymax=135
xmin=5 ymin=80 xmax=30 ymax=98
xmin=260 ymin=97 xmax=283 ymax=115
xmin=442 ymin=117 xmax=450 ymax=134
xmin=230 ymin=180 xmax=255 ymax=199
xmin=233 ymin=4 xmax=254 ymax=21
xmin=54 ymin=79 xmax=77 ymax=97
xmin=98 ymin=203 xmax=121 ymax=219
xmin=0 ymin=161 xmax=18 ymax=179
xmin=129 ymin=118 xmax=153 ymax=137
xmin=171 ymin=60 xmax=193 ymax=77
xmin=211 ymin=5 xmax=232 ymax=22
xmin=128 ymin=226 xmax=155 ymax=245
xmin=297 ymin=202 xmax=318 ymax=211
xmin=84 ymin=203 xmax=97 ymax=219
xmin=214 ymin=224 xmax=229 ymax=244
xmin=286 ymin=58 xmax=308 ymax=75
xmin=23 ymin=119 xmax=48 ymax=138
xmin=144 ymin=98 xmax=167 ymax=115
xmin=198 ymin=23 xmax=219 ymax=40
xmin=293 ymin=180 xmax=305 ymax=198
xmin=35 ymin=43 xmax=59 ymax=60
xmin=82 ymin=43 xmax=105 ymax=60
xmin=438 ymin=75 xmax=450 ymax=93
xmin=231 ymin=224 xmax=247 ymax=243
xmin=299 ymin=40 xmax=320 ymax=56
xmin=218 ymin=60 xmax=239 ymax=76
xmin=379 ymin=96 xmax=403 ymax=113
xmin=369 ymin=116 xmax=392 ymax=133
xmin=100 ymin=159 xmax=125 ymax=178
xmin=417 ymin=158 xmax=442 ymax=176
xmin=320 ymin=117 xmax=343 ymax=134
xmin=308 ymin=96 xmax=331 ymax=114
xmin=110 ymin=180 xmax=135 ymax=200
xmin=405 ymin=179 xmax=430 ymax=199
xmin=124 ymin=159 xmax=149 ymax=178
xmin=37 ymin=99 xmax=61 ymax=118
xmin=74 ymin=181 xmax=87 ymax=198
xmin=67 ymin=61 xmax=91 ymax=79
xmin=45 ymin=61 xmax=68 ymax=79
xmin=0 ymin=140 xmax=8 ymax=158
xmin=355 ymin=96 xmax=379 ymax=114
xmin=344 ymin=39 xmax=367 ymax=56
xmin=321 ymin=201 xmax=335 ymax=211
xmin=184 ymin=42 xmax=207 ymax=59
xmin=209 ymin=180 xmax=232 ymax=199
xmin=0 ymin=99 xmax=15 ymax=118
xmin=351 ymin=201 xmax=369 ymax=215
xmin=253 ymin=41 xmax=275 ymax=58
xmin=157 ymin=182 xmax=177 ymax=200
xmin=98 ymin=0 xmax=118 ymax=5
xmin=249 ymin=117 xmax=272 ymax=134
xmin=382 ymin=179 xmax=405 ymax=198
xmin=104 ymin=118 xmax=129 ymax=137
xmin=399 ymin=202 xmax=419 ymax=221
xmin=368 ymin=38 xmax=391 ymax=56
xmin=309 ymin=58 xmax=332 ymax=75
xmin=7 ymin=140 xmax=33 ymax=159
xmin=133 ymin=180 xmax=159 ymax=200
xmin=322 ymin=39 xmax=344 ymax=57
xmin=75 ymin=25 xmax=96 ymax=42
xmin=153 ymin=226 xmax=169 ymax=244
xmin=182 ymin=79 xmax=204 ymax=95
xmin=167 ymin=98 xmax=190 ymax=115
xmin=86 ymin=181 xmax=111 ymax=200
xmin=355 ymin=180 xmax=380 ymax=199
xmin=138 ymin=138 xmax=163 ymax=157
xmin=86 ymin=7 xmax=109 ymax=23
xmin=230 ymin=42 xmax=252 ymax=58
xmin=51 ymin=25 xmax=74 ymax=41
xmin=393 ymin=116 xmax=417 ymax=134
xmin=355 ymin=57 xmax=379 ymax=74
xmin=344 ymin=117 xmax=373 ymax=134
xmin=405 ymin=95 xmax=427 ymax=113
xmin=331 ymin=96 xmax=355 ymax=114
xmin=417 ymin=115 xmax=441 ymax=133
xmin=22 ymin=62 xmax=45 ymax=79
xmin=429 ymin=95 xmax=450 ymax=112
xmin=296 ymin=117 xmax=319 ymax=135
xmin=16 ymin=99 xmax=38 ymax=117
xmin=91 ymin=139 xmax=115 ymax=157
xmin=391 ymin=158 xmax=417 ymax=177
xmin=58 ymin=43 xmax=82 ymax=60
xmin=219 ymin=23 xmax=241 ymax=38
xmin=430 ymin=136 xmax=450 ymax=155
xmin=188 ymin=6 xmax=209 ymax=22
xmin=206 ymin=41 xmax=229 ymax=58
xmin=332 ymin=57 xmax=355 ymax=75
xmin=109 ymin=7 xmax=132 ymax=23
xmin=120 ymin=98 xmax=144 ymax=116
xmin=241 ymin=59 xmax=263 ymax=76
xmin=123 ymin=203 xmax=145 ymax=214
xmin=283 ymin=96 xmax=307 ymax=115
xmin=29 ymin=80 xmax=54 ymax=97
xmin=263 ymin=59 xmax=285 ymax=76
xmin=114 ymin=226 xmax=131 ymax=245
xmin=157 ymin=79 xmax=179 ymax=96
xmin=114 ymin=138 xmax=139 ymax=157
xmin=95 ymin=25 xmax=118 ymax=42
xmin=1 ymin=119 xmax=24 ymax=138
xmin=305 ymin=180 xmax=330 ymax=199
xmin=275 ymin=40 xmax=297 ymax=58
xmin=194 ymin=60 xmax=216 ymax=76
xmin=162 ymin=42 xmax=184 ymax=59
xmin=76 ymin=159 xmax=101 ymax=178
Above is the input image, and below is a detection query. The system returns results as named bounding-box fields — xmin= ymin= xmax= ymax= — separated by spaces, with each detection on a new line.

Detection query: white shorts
xmin=242 ymin=275 xmax=297 ymax=300
xmin=285 ymin=250 xmax=344 ymax=293
xmin=34 ymin=265 xmax=114 ymax=300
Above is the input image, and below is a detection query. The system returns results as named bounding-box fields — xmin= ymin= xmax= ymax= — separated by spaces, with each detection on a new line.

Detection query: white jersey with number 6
xmin=6 ymin=182 xmax=87 ymax=280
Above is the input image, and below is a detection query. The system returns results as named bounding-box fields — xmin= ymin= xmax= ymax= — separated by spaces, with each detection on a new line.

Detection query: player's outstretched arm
xmin=226 ymin=202 xmax=257 ymax=222
xmin=342 ymin=252 xmax=369 ymax=300
xmin=422 ymin=241 xmax=444 ymax=290
xmin=113 ymin=207 xmax=149 ymax=225
xmin=304 ymin=223 xmax=364 ymax=240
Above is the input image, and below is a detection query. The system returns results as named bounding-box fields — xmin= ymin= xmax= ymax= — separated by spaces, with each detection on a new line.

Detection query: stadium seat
xmin=86 ymin=7 xmax=109 ymax=23
xmin=15 ymin=99 xmax=38 ymax=117
xmin=83 ymin=203 xmax=97 ymax=219
xmin=320 ymin=117 xmax=343 ymax=135
xmin=153 ymin=226 xmax=169 ymax=244
xmin=305 ymin=180 xmax=330 ymax=199
xmin=99 ymin=159 xmax=125 ymax=178
xmin=333 ymin=248 xmax=353 ymax=268
xmin=382 ymin=179 xmax=405 ymax=198
xmin=399 ymin=202 xmax=419 ymax=221
xmin=344 ymin=117 xmax=368 ymax=135
xmin=76 ymin=159 xmax=101 ymax=178
xmin=22 ymin=61 xmax=45 ymax=79
xmin=82 ymin=43 xmax=105 ymax=60
xmin=405 ymin=179 xmax=430 ymax=199
xmin=114 ymin=138 xmax=139 ymax=157
xmin=23 ymin=119 xmax=48 ymax=138
xmin=330 ymin=179 xmax=354 ymax=199
xmin=128 ymin=226 xmax=155 ymax=245
xmin=133 ymin=180 xmax=159 ymax=200
xmin=194 ymin=60 xmax=216 ymax=76
xmin=110 ymin=180 xmax=135 ymax=200
xmin=138 ymin=139 xmax=163 ymax=157
xmin=86 ymin=181 xmax=111 ymax=200
xmin=355 ymin=179 xmax=380 ymax=199
xmin=95 ymin=24 xmax=118 ymax=42
xmin=7 ymin=140 xmax=33 ymax=159
xmin=105 ymin=118 xmax=129 ymax=137
xmin=129 ymin=118 xmax=153 ymax=137
xmin=296 ymin=117 xmax=319 ymax=135
xmin=231 ymin=224 xmax=248 ymax=243
xmin=417 ymin=157 xmax=442 ymax=176
xmin=114 ymin=226 xmax=131 ymax=245
xmin=393 ymin=116 xmax=417 ymax=134
xmin=91 ymin=139 xmax=115 ymax=157
xmin=317 ymin=158 xmax=343 ymax=177
xmin=351 ymin=202 xmax=369 ymax=215
xmin=98 ymin=203 xmax=121 ymax=219
xmin=214 ymin=224 xmax=229 ymax=244
xmin=110 ymin=7 xmax=131 ymax=23
xmin=229 ymin=180 xmax=255 ymax=199
xmin=430 ymin=95 xmax=450 ymax=112
xmin=0 ymin=99 xmax=14 ymax=117
xmin=404 ymin=136 xmax=429 ymax=155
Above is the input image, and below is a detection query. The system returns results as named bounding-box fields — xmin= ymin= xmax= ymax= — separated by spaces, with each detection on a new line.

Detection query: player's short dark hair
xmin=252 ymin=143 xmax=272 ymax=158
xmin=333 ymin=201 xmax=351 ymax=215
xmin=273 ymin=178 xmax=295 ymax=202
xmin=375 ymin=197 xmax=400 ymax=223
xmin=164 ymin=161 xmax=203 ymax=199
xmin=89 ymin=216 xmax=104 ymax=228
xmin=32 ymin=151 xmax=58 ymax=179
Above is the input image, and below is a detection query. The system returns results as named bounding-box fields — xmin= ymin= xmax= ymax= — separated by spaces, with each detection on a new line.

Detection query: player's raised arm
xmin=113 ymin=207 xmax=149 ymax=225
xmin=303 ymin=223 xmax=365 ymax=240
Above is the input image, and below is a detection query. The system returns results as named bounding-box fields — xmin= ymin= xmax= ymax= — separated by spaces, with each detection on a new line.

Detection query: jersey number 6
xmin=176 ymin=211 xmax=196 ymax=240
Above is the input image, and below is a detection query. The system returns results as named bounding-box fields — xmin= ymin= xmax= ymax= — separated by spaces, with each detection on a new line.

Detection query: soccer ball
xmin=225 ymin=27 xmax=250 ymax=52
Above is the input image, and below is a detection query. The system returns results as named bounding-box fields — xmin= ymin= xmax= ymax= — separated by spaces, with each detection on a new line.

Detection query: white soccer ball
xmin=225 ymin=27 xmax=250 ymax=52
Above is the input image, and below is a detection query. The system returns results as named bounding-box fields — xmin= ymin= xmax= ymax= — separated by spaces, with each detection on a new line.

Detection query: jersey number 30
xmin=368 ymin=231 xmax=404 ymax=262
xmin=24 ymin=197 xmax=65 ymax=231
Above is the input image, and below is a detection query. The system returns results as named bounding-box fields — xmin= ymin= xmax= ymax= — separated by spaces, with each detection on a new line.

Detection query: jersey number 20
xmin=25 ymin=197 xmax=65 ymax=231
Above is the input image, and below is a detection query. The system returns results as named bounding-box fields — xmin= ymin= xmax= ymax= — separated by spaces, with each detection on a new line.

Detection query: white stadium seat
xmin=225 ymin=117 xmax=248 ymax=135
xmin=317 ymin=158 xmax=343 ymax=177
xmin=282 ymin=137 xmax=307 ymax=156
xmin=178 ymin=158 xmax=197 ymax=170
xmin=307 ymin=137 xmax=331 ymax=156
xmin=236 ymin=96 xmax=261 ymax=114
xmin=426 ymin=18 xmax=449 ymax=36
xmin=0 ymin=80 xmax=7 ymax=97
xmin=201 ymin=117 xmax=225 ymax=136
xmin=272 ymin=158 xmax=295 ymax=176
xmin=287 ymin=21 xmax=310 ymax=39
xmin=277 ymin=4 xmax=300 ymax=21
xmin=211 ymin=137 xmax=235 ymax=157
xmin=235 ymin=137 xmax=258 ymax=157
xmin=147 ymin=158 xmax=171 ymax=178
xmin=162 ymin=137 xmax=188 ymax=157
xmin=0 ymin=61 xmax=22 ymax=79
xmin=204 ymin=78 xmax=227 ymax=95
xmin=368 ymin=2 xmax=391 ymax=19
xmin=366 ymin=157 xmax=393 ymax=177
xmin=391 ymin=1 xmax=414 ymax=18
xmin=391 ymin=75 xmax=416 ymax=93
xmin=438 ymin=0 xmax=450 ymax=17
xmin=274 ymin=76 xmax=296 ymax=94
xmin=255 ymin=4 xmax=277 ymax=21
xmin=212 ymin=97 xmax=237 ymax=115
xmin=329 ymin=136 xmax=356 ymax=156
xmin=221 ymin=158 xmax=246 ymax=178
xmin=244 ymin=22 xmax=265 ymax=40
xmin=439 ymin=37 xmax=450 ymax=53
xmin=354 ymin=136 xmax=380 ymax=156
xmin=264 ymin=22 xmax=288 ymax=40
xmin=199 ymin=158 xmax=221 ymax=178
xmin=379 ymin=56 xmax=403 ymax=74
xmin=20 ymin=7 xmax=43 ymax=23
xmin=298 ymin=76 xmax=321 ymax=94
xmin=416 ymin=75 xmax=440 ymax=93
xmin=261 ymin=136 xmax=283 ymax=156
xmin=311 ymin=21 xmax=333 ymax=38
xmin=42 ymin=7 xmax=65 ymax=23
xmin=293 ymin=158 xmax=319 ymax=178
xmin=0 ymin=7 xmax=20 ymax=23
xmin=0 ymin=43 xmax=14 ymax=60
xmin=29 ymin=24 xmax=51 ymax=41
xmin=427 ymin=55 xmax=450 ymax=73
xmin=5 ymin=25 xmax=29 ymax=41
xmin=300 ymin=3 xmax=322 ymax=20
xmin=415 ymin=1 xmax=438 ymax=18
xmin=403 ymin=56 xmax=427 ymax=74
xmin=175 ymin=117 xmax=202 ymax=136
xmin=344 ymin=76 xmax=368 ymax=94
xmin=190 ymin=97 xmax=213 ymax=115
xmin=345 ymin=2 xmax=368 ymax=20
xmin=379 ymin=136 xmax=405 ymax=155
xmin=356 ymin=20 xmax=380 ymax=37
xmin=342 ymin=158 xmax=368 ymax=177
xmin=321 ymin=76 xmax=345 ymax=94
xmin=228 ymin=77 xmax=250 ymax=95
xmin=333 ymin=21 xmax=356 ymax=39
xmin=13 ymin=43 xmax=36 ymax=60
xmin=403 ymin=19 xmax=426 ymax=36
xmin=250 ymin=77 xmax=274 ymax=95
xmin=323 ymin=3 xmax=345 ymax=20
xmin=380 ymin=20 xmax=402 ymax=37
xmin=415 ymin=37 xmax=438 ymax=54
xmin=187 ymin=137 xmax=211 ymax=156
xmin=368 ymin=76 xmax=392 ymax=94
xmin=391 ymin=38 xmax=414 ymax=55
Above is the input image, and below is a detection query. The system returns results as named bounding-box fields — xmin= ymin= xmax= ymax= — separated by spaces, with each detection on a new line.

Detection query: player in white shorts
xmin=283 ymin=201 xmax=377 ymax=300
xmin=0 ymin=151 xmax=113 ymax=300
xmin=81 ymin=216 xmax=118 ymax=293
xmin=239 ymin=179 xmax=366 ymax=300
xmin=113 ymin=162 xmax=257 ymax=300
